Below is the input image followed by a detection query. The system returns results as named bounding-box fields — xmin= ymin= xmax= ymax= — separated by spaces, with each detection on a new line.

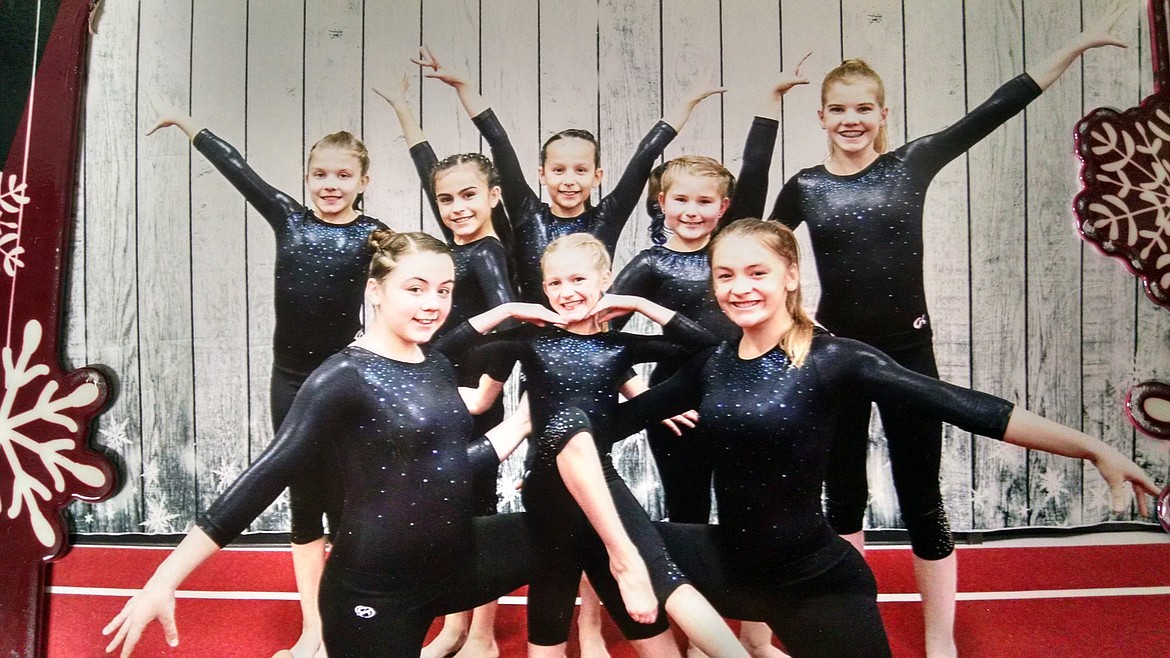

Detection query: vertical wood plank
xmin=363 ymin=0 xmax=423 ymax=231
xmin=538 ymin=0 xmax=599 ymax=166
xmin=1079 ymin=0 xmax=1142 ymax=523
xmin=1023 ymin=0 xmax=1084 ymax=526
xmin=841 ymin=0 xmax=905 ymax=529
xmin=967 ymin=0 xmax=1030 ymax=529
xmin=721 ymin=1 xmax=782 ymax=211
xmin=483 ymin=0 xmax=540 ymax=513
xmin=189 ymin=0 xmax=250 ymax=519
xmin=420 ymin=0 xmax=480 ymax=237
xmin=303 ymin=0 xmax=364 ymax=144
xmin=601 ymin=0 xmax=664 ymax=517
xmin=136 ymin=0 xmax=196 ymax=533
xmin=73 ymin=0 xmax=143 ymax=533
xmin=780 ymin=2 xmax=842 ymax=332
xmin=661 ymin=0 xmax=723 ymax=161
xmin=904 ymin=0 xmax=974 ymax=530
xmin=244 ymin=0 xmax=305 ymax=532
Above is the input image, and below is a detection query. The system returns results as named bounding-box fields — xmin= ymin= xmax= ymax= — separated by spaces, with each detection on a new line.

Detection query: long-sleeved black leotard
xmin=768 ymin=73 xmax=1041 ymax=558
xmin=193 ymin=129 xmax=388 ymax=544
xmin=409 ymin=141 xmax=519 ymax=512
xmin=197 ymin=346 xmax=529 ymax=656
xmin=612 ymin=334 xmax=1014 ymax=656
xmin=610 ymin=116 xmax=778 ymax=522
xmin=472 ymin=108 xmax=678 ymax=302
xmin=435 ymin=315 xmax=716 ymax=646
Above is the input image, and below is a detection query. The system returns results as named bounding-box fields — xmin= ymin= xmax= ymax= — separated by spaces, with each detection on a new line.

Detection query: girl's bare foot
xmin=420 ymin=615 xmax=468 ymax=658
xmin=579 ymin=632 xmax=610 ymax=658
xmin=451 ymin=634 xmax=498 ymax=658
xmin=610 ymin=553 xmax=658 ymax=624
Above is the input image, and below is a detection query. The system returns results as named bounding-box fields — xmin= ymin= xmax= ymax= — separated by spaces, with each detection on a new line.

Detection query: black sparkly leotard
xmin=435 ymin=315 xmax=716 ymax=646
xmin=472 ymin=108 xmax=678 ymax=302
xmin=409 ymin=141 xmax=519 ymax=513
xmin=611 ymin=116 xmax=778 ymax=522
xmin=193 ymin=130 xmax=388 ymax=544
xmin=614 ymin=334 xmax=1015 ymax=657
xmin=768 ymin=74 xmax=1041 ymax=558
xmin=197 ymin=346 xmax=529 ymax=656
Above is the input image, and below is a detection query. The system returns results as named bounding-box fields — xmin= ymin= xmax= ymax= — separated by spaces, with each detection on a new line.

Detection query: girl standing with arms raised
xmin=146 ymin=103 xmax=388 ymax=658
xmin=102 ymin=230 xmax=540 ymax=658
xmin=769 ymin=8 xmax=1129 ymax=655
xmin=611 ymin=218 xmax=1159 ymax=658
xmin=375 ymin=76 xmax=518 ymax=658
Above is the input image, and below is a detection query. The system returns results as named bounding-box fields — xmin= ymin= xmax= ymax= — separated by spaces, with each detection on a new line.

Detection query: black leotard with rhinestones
xmin=197 ymin=346 xmax=500 ymax=570
xmin=769 ymin=74 xmax=1041 ymax=349
xmin=472 ymin=109 xmax=678 ymax=302
xmin=193 ymin=130 xmax=387 ymax=375
xmin=615 ymin=334 xmax=1014 ymax=566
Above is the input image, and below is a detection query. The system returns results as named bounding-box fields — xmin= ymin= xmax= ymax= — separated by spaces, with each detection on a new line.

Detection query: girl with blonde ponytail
xmin=605 ymin=217 xmax=1158 ymax=658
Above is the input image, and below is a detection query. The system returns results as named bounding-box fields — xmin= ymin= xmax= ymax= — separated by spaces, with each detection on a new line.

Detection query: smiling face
xmin=539 ymin=137 xmax=603 ymax=217
xmin=433 ymin=164 xmax=500 ymax=244
xmin=659 ymin=172 xmax=731 ymax=250
xmin=305 ymin=146 xmax=369 ymax=222
xmin=818 ymin=79 xmax=888 ymax=160
xmin=366 ymin=251 xmax=454 ymax=349
xmin=710 ymin=233 xmax=800 ymax=333
xmin=542 ymin=247 xmax=611 ymax=325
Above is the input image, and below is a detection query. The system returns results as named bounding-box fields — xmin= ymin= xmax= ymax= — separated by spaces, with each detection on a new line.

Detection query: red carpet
xmin=45 ymin=542 xmax=1169 ymax=657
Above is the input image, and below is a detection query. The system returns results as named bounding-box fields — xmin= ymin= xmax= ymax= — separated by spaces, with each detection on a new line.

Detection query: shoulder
xmin=466 ymin=236 xmax=508 ymax=256
xmin=361 ymin=215 xmax=389 ymax=231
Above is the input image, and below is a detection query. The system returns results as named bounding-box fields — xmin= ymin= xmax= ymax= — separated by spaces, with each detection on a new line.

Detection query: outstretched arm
xmin=144 ymin=92 xmax=204 ymax=141
xmin=102 ymin=530 xmax=219 ymax=657
xmin=662 ymin=80 xmax=728 ymax=133
xmin=1002 ymin=409 xmax=1159 ymax=516
xmin=1026 ymin=0 xmax=1129 ymax=90
xmin=373 ymin=72 xmax=427 ymax=148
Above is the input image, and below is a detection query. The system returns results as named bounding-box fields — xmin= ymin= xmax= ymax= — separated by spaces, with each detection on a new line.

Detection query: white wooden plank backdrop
xmin=64 ymin=0 xmax=1170 ymax=536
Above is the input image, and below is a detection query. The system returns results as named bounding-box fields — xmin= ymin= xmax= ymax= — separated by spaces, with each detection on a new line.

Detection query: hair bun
xmin=367 ymin=228 xmax=398 ymax=252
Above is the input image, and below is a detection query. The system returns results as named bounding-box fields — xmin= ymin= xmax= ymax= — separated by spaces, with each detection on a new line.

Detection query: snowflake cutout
xmin=1075 ymin=96 xmax=1170 ymax=309
xmin=0 ymin=172 xmax=29 ymax=277
xmin=97 ymin=417 xmax=132 ymax=449
xmin=139 ymin=496 xmax=179 ymax=534
xmin=1 ymin=319 xmax=108 ymax=547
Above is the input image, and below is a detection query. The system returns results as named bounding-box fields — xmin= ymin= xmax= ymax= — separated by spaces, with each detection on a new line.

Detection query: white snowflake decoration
xmin=0 ymin=172 xmax=29 ymax=277
xmin=1 ymin=319 xmax=107 ymax=547
xmin=97 ymin=416 xmax=132 ymax=449
xmin=139 ymin=496 xmax=179 ymax=534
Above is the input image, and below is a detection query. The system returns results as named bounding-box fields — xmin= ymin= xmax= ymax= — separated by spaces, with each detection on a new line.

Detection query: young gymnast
xmin=768 ymin=7 xmax=1130 ymax=654
xmin=146 ymin=100 xmax=387 ymax=658
xmin=603 ymin=218 xmax=1160 ymax=658
xmin=436 ymin=234 xmax=749 ymax=658
xmin=374 ymin=76 xmax=518 ymax=658
xmin=101 ymin=230 xmax=547 ymax=658
xmin=413 ymin=46 xmax=724 ymax=303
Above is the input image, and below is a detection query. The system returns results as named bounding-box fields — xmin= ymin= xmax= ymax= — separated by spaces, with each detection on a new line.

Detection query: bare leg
xmin=663 ymin=585 xmax=748 ymax=658
xmin=738 ymin=622 xmax=788 ymax=658
xmin=557 ymin=432 xmax=657 ymax=624
xmin=915 ymin=552 xmax=958 ymax=658
xmin=839 ymin=530 xmax=866 ymax=555
xmin=452 ymin=602 xmax=500 ymax=658
xmin=287 ymin=538 xmax=327 ymax=658
xmin=528 ymin=641 xmax=566 ymax=657
xmin=628 ymin=630 xmax=683 ymax=657
xmin=578 ymin=576 xmax=610 ymax=658
xmin=421 ymin=611 xmax=470 ymax=658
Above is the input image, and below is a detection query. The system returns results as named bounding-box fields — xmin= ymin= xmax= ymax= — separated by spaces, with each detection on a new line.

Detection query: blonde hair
xmin=660 ymin=155 xmax=735 ymax=198
xmin=709 ymin=218 xmax=815 ymax=367
xmin=367 ymin=229 xmax=451 ymax=282
xmin=821 ymin=59 xmax=889 ymax=155
xmin=541 ymin=233 xmax=611 ymax=276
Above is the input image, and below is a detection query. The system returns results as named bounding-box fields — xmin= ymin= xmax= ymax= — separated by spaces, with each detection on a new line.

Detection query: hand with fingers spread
xmin=664 ymin=77 xmax=727 ymax=132
xmin=412 ymin=45 xmax=473 ymax=90
xmin=1027 ymin=0 xmax=1132 ymax=89
xmin=660 ymin=408 xmax=699 ymax=437
xmin=1089 ymin=442 xmax=1160 ymax=518
xmin=102 ymin=583 xmax=178 ymax=657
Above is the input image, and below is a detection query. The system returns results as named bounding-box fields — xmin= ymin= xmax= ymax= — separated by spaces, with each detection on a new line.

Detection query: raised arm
xmin=724 ymin=53 xmax=810 ymax=225
xmin=146 ymin=93 xmax=299 ymax=225
xmin=374 ymin=73 xmax=428 ymax=148
xmin=1026 ymin=0 xmax=1129 ymax=91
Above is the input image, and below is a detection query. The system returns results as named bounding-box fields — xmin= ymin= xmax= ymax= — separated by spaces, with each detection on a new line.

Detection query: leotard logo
xmin=913 ymin=314 xmax=929 ymax=329
xmin=353 ymin=605 xmax=377 ymax=619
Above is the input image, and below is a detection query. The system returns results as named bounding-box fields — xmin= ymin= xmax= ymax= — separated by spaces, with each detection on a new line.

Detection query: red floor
xmin=44 ymin=542 xmax=1170 ymax=657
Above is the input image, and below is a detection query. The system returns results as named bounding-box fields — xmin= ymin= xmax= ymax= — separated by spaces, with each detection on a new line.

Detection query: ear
xmin=879 ymin=106 xmax=889 ymax=125
xmin=785 ymin=262 xmax=800 ymax=291
xmin=817 ymin=108 xmax=826 ymax=129
xmin=358 ymin=174 xmax=370 ymax=193
xmin=537 ymin=165 xmax=547 ymax=186
xmin=365 ymin=277 xmax=382 ymax=306
xmin=717 ymin=196 xmax=731 ymax=217
xmin=599 ymin=268 xmax=613 ymax=291
xmin=592 ymin=167 xmax=604 ymax=187
xmin=657 ymin=190 xmax=667 ymax=208
xmin=488 ymin=185 xmax=502 ymax=208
